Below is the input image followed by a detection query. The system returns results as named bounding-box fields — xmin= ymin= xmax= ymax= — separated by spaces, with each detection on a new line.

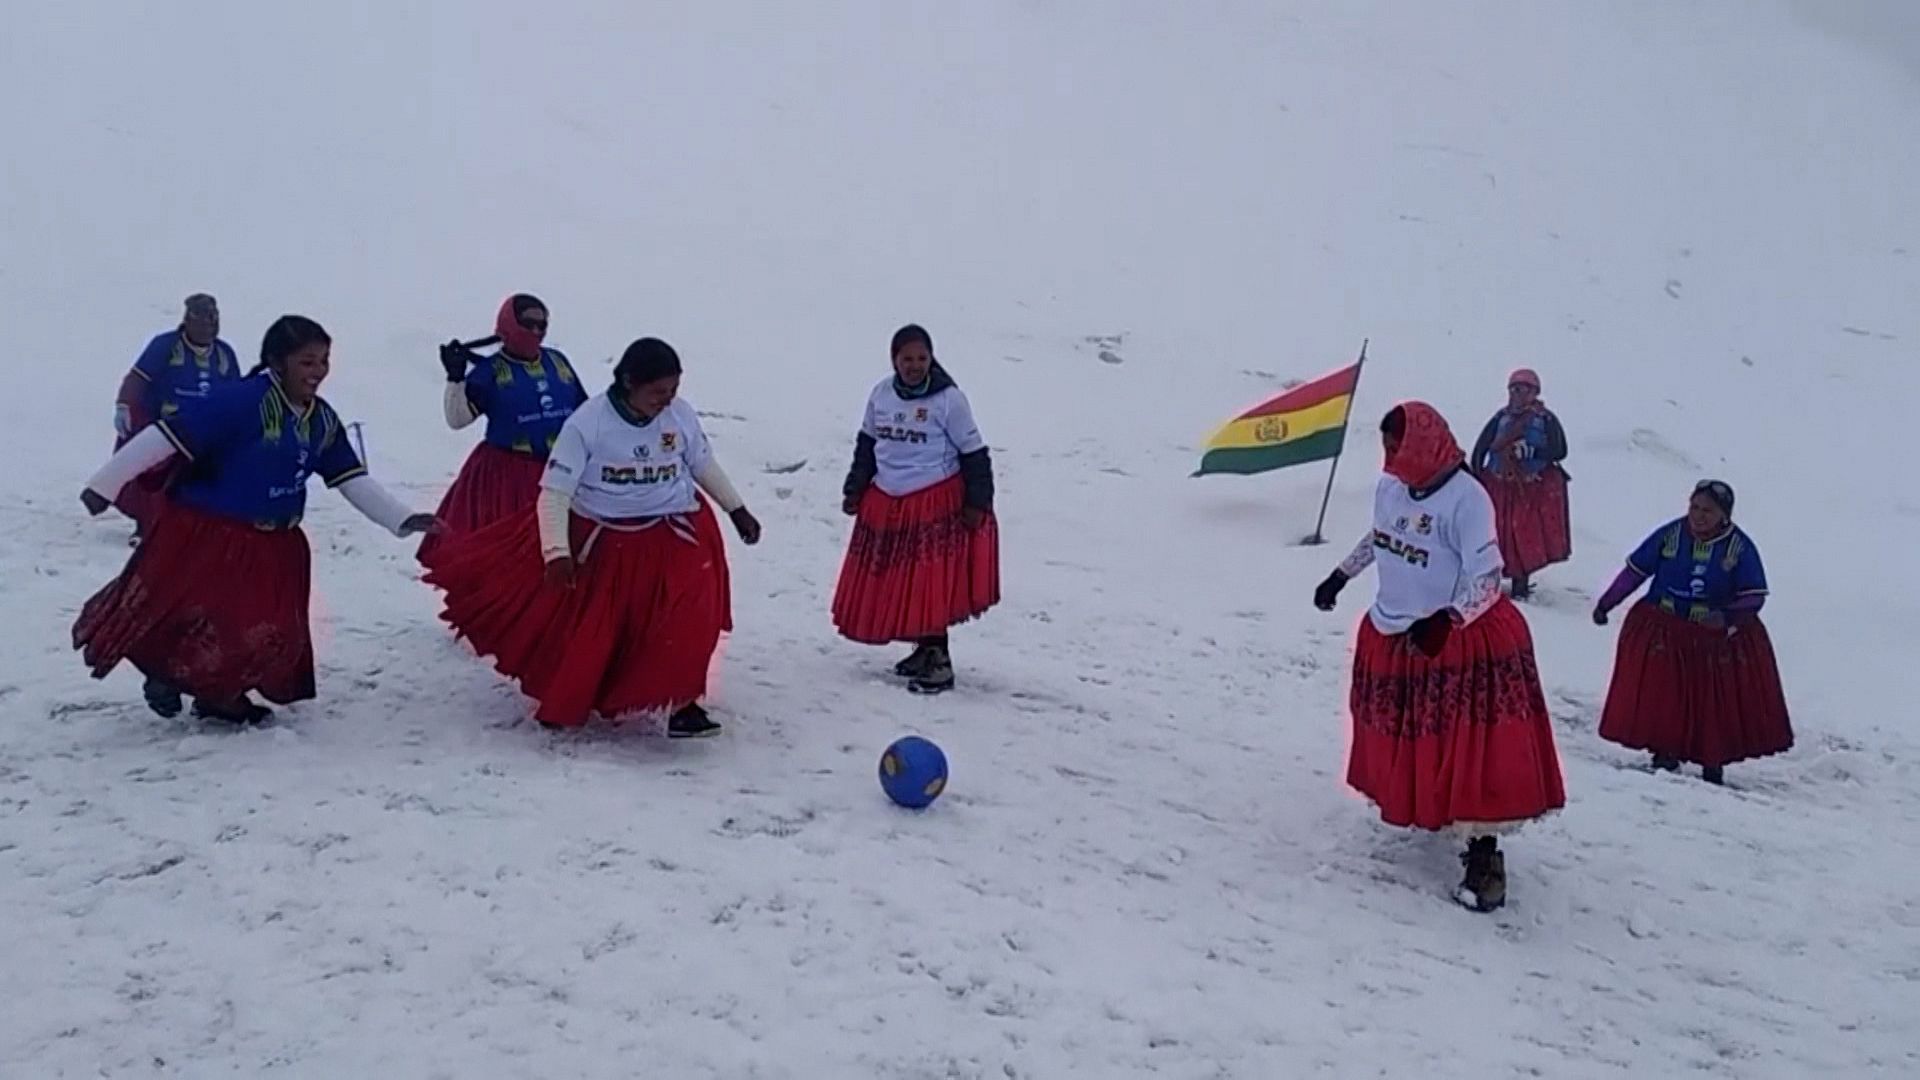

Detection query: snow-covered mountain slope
xmin=3 ymin=1 xmax=1917 ymax=1076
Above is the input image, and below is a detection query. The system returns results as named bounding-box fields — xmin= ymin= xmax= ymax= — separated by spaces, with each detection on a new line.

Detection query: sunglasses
xmin=1694 ymin=479 xmax=1733 ymax=504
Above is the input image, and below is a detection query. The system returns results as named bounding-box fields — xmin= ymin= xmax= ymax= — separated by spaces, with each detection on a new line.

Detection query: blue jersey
xmin=462 ymin=348 xmax=588 ymax=457
xmin=157 ymin=372 xmax=367 ymax=529
xmin=1626 ymin=519 xmax=1768 ymax=621
xmin=131 ymin=330 xmax=242 ymax=420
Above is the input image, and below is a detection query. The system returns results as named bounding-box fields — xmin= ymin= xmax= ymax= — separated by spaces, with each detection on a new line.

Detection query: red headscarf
xmin=495 ymin=293 xmax=547 ymax=360
xmin=1385 ymin=401 xmax=1466 ymax=489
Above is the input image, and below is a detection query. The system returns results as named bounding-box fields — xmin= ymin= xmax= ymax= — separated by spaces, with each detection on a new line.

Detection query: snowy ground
xmin=4 ymin=1 xmax=1919 ymax=1076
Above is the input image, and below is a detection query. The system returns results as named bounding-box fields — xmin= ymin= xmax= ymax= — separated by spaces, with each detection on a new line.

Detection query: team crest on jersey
xmin=1395 ymin=516 xmax=1410 ymax=532
xmin=894 ymin=411 xmax=906 ymax=422
xmin=1415 ymin=513 xmax=1433 ymax=535
xmin=632 ymin=443 xmax=651 ymax=460
xmin=661 ymin=431 xmax=678 ymax=451
xmin=914 ymin=406 xmax=928 ymax=422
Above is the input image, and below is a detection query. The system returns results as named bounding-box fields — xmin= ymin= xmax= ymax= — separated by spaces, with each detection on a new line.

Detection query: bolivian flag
xmin=1195 ymin=361 xmax=1361 ymax=476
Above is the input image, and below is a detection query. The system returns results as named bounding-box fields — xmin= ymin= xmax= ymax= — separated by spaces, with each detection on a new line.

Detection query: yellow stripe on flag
xmin=1204 ymin=393 xmax=1352 ymax=451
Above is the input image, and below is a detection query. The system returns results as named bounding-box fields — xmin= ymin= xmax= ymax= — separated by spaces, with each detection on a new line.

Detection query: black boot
xmin=893 ymin=641 xmax=937 ymax=678
xmin=143 ymin=675 xmax=183 ymax=719
xmin=1701 ymin=765 xmax=1725 ymax=785
xmin=1651 ymin=753 xmax=1680 ymax=772
xmin=667 ymin=703 xmax=722 ymax=739
xmin=896 ymin=635 xmax=948 ymax=681
xmin=908 ymin=644 xmax=955 ymax=695
xmin=192 ymin=696 xmax=272 ymax=725
xmin=1510 ymin=574 xmax=1532 ymax=601
xmin=1456 ymin=835 xmax=1506 ymax=912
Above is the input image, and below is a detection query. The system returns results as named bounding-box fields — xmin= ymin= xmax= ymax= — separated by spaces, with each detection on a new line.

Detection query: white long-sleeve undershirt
xmin=444 ymin=383 xmax=480 ymax=429
xmin=338 ymin=475 xmax=415 ymax=536
xmin=85 ymin=424 xmax=416 ymax=536
xmin=1337 ymin=533 xmax=1376 ymax=579
xmin=86 ymin=426 xmax=177 ymax=500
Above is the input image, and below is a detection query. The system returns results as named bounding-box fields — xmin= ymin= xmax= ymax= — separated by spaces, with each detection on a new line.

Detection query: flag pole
xmin=1305 ymin=338 xmax=1368 ymax=546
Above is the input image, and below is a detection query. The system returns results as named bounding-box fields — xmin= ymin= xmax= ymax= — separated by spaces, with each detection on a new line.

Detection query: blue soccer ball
xmin=879 ymin=736 xmax=948 ymax=809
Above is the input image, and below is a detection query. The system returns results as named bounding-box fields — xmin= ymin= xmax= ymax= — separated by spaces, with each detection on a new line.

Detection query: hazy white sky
xmin=1787 ymin=0 xmax=1920 ymax=82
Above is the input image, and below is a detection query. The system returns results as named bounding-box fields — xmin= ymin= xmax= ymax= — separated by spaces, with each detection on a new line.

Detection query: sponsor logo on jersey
xmin=1372 ymin=528 xmax=1431 ymax=568
xmin=601 ymin=463 xmax=680 ymax=486
xmin=875 ymin=424 xmax=930 ymax=445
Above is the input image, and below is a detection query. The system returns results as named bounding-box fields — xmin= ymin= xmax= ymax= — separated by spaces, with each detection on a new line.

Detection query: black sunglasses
xmin=1694 ymin=479 xmax=1733 ymax=503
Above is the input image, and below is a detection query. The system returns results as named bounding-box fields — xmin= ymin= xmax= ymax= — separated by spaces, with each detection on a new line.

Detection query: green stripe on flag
xmin=1193 ymin=427 xmax=1347 ymax=476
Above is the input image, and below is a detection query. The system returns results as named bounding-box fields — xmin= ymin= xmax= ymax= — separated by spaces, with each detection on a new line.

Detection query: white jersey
xmin=542 ymin=394 xmax=713 ymax=520
xmin=861 ymin=378 xmax=986 ymax=497
xmin=1340 ymin=470 xmax=1504 ymax=634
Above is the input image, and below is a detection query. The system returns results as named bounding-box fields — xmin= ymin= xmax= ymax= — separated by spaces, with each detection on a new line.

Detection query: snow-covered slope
xmin=3 ymin=1 xmax=1917 ymax=1076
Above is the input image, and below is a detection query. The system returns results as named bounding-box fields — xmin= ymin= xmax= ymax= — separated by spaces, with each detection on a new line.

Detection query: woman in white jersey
xmin=833 ymin=324 xmax=998 ymax=694
xmin=1313 ymin=402 xmax=1565 ymax=912
xmin=424 ymin=338 xmax=762 ymax=736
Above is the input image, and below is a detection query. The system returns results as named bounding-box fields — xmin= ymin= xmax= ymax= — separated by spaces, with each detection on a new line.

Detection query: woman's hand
xmin=730 ymin=507 xmax=763 ymax=545
xmin=1407 ymin=610 xmax=1456 ymax=658
xmin=398 ymin=513 xmax=445 ymax=537
xmin=1313 ymin=570 xmax=1347 ymax=612
xmin=543 ymin=556 xmax=576 ymax=588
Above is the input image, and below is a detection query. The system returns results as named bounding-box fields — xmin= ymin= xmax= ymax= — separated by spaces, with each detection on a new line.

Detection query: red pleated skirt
xmin=422 ymin=497 xmax=732 ymax=727
xmin=1483 ymin=467 xmax=1572 ymax=577
xmin=1347 ymin=599 xmax=1566 ymax=831
xmin=1598 ymin=603 xmax=1792 ymax=767
xmin=72 ymin=503 xmax=316 ymax=705
xmin=415 ymin=443 xmax=548 ymax=565
xmin=109 ymin=431 xmax=179 ymax=534
xmin=831 ymin=475 xmax=1000 ymax=644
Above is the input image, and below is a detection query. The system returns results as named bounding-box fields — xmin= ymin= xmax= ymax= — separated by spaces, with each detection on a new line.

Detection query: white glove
xmin=114 ymin=403 xmax=133 ymax=440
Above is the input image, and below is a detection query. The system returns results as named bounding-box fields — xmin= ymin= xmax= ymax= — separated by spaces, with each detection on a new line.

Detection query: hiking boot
xmin=1701 ymin=765 xmax=1725 ymax=785
xmin=1455 ymin=837 xmax=1506 ymax=913
xmin=1651 ymin=753 xmax=1681 ymax=773
xmin=1510 ymin=575 xmax=1533 ymax=601
xmin=143 ymin=675 xmax=183 ymax=719
xmin=893 ymin=645 xmax=935 ymax=679
xmin=908 ymin=647 xmax=954 ymax=695
xmin=667 ymin=703 xmax=722 ymax=739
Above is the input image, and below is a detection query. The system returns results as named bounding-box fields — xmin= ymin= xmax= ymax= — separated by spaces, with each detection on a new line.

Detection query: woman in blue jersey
xmin=417 ymin=293 xmax=589 ymax=564
xmin=109 ymin=293 xmax=242 ymax=539
xmin=1592 ymin=480 xmax=1791 ymax=782
xmin=75 ymin=315 xmax=441 ymax=724
xmin=424 ymin=337 xmax=763 ymax=736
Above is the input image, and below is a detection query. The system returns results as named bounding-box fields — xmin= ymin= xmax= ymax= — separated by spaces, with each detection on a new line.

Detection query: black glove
xmin=439 ymin=339 xmax=474 ymax=382
xmin=1313 ymin=570 xmax=1348 ymax=611
xmin=1407 ymin=611 xmax=1455 ymax=659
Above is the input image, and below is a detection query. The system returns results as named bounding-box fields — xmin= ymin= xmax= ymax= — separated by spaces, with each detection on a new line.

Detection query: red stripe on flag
xmin=1236 ymin=362 xmax=1361 ymax=420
